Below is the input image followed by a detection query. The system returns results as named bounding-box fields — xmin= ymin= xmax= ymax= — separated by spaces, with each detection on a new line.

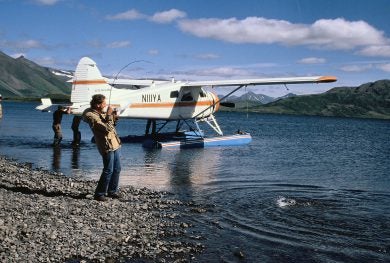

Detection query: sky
xmin=1 ymin=0 xmax=389 ymax=97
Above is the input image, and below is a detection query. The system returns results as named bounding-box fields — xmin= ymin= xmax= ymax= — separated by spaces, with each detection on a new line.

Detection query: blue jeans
xmin=95 ymin=148 xmax=121 ymax=197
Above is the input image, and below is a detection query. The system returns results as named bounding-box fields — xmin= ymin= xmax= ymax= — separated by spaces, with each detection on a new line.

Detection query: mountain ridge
xmin=0 ymin=51 xmax=71 ymax=99
xmin=0 ymin=51 xmax=389 ymax=119
xmin=243 ymin=79 xmax=390 ymax=119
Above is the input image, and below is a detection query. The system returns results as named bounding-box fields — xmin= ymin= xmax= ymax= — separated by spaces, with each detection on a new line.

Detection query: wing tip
xmin=318 ymin=76 xmax=337 ymax=83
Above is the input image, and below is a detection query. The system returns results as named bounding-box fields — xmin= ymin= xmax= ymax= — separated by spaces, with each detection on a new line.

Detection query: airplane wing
xmin=181 ymin=76 xmax=337 ymax=87
xmin=70 ymin=76 xmax=336 ymax=87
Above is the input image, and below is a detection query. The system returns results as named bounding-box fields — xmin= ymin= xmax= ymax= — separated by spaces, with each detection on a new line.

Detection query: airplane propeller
xmin=220 ymin=102 xmax=235 ymax=108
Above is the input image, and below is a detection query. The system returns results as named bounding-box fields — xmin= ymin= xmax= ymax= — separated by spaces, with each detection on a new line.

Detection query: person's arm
xmin=83 ymin=111 xmax=113 ymax=134
xmin=104 ymin=106 xmax=118 ymax=127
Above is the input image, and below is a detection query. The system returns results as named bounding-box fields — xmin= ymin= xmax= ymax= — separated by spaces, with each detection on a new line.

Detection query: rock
xmin=233 ymin=248 xmax=245 ymax=259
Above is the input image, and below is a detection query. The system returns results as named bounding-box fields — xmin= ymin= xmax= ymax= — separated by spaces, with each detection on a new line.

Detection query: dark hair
xmin=90 ymin=94 xmax=106 ymax=108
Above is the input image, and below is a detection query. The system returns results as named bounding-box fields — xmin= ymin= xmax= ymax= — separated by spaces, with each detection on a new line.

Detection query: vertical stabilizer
xmin=71 ymin=57 xmax=112 ymax=103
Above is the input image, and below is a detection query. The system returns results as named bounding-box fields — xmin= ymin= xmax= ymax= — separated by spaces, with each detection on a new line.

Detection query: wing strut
xmin=202 ymin=114 xmax=223 ymax=136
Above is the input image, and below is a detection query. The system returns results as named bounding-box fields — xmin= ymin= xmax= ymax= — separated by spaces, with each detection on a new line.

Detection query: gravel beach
xmin=0 ymin=156 xmax=205 ymax=262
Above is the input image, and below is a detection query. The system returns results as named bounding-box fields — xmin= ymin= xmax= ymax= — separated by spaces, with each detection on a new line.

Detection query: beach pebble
xmin=0 ymin=156 xmax=205 ymax=262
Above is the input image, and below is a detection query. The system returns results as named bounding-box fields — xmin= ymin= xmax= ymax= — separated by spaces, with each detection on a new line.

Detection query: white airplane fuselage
xmin=70 ymin=80 xmax=219 ymax=120
xmin=68 ymin=57 xmax=219 ymax=120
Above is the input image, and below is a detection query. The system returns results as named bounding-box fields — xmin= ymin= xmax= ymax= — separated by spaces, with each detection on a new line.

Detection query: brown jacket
xmin=82 ymin=108 xmax=121 ymax=155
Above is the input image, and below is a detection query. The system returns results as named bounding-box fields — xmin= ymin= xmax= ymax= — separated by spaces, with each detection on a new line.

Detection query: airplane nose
xmin=211 ymin=92 xmax=220 ymax=112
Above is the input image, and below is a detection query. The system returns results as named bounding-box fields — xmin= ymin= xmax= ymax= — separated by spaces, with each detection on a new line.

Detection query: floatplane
xmin=36 ymin=57 xmax=336 ymax=149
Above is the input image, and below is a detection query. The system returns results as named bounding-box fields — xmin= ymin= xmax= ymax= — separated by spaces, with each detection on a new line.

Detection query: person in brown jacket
xmin=82 ymin=94 xmax=121 ymax=201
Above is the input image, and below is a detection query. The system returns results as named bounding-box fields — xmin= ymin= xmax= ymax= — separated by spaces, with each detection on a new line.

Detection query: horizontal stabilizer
xmin=35 ymin=98 xmax=53 ymax=111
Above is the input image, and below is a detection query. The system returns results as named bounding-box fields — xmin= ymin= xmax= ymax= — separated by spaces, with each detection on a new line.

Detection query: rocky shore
xmin=0 ymin=156 xmax=205 ymax=262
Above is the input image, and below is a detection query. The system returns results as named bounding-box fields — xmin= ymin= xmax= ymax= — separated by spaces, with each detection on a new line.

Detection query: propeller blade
xmin=220 ymin=102 xmax=235 ymax=108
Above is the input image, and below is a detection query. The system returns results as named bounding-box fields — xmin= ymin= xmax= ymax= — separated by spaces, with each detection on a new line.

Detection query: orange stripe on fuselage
xmin=73 ymin=80 xmax=107 ymax=85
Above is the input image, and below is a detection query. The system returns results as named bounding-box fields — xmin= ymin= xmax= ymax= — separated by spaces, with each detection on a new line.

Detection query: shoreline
xmin=0 ymin=156 xmax=205 ymax=262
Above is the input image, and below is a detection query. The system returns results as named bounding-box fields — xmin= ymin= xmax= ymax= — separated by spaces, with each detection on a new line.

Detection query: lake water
xmin=1 ymin=101 xmax=389 ymax=262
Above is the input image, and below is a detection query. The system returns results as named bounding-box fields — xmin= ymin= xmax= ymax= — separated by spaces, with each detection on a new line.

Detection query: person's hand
xmin=106 ymin=106 xmax=114 ymax=115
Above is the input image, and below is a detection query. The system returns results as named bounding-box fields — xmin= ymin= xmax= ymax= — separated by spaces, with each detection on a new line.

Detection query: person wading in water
xmin=52 ymin=105 xmax=70 ymax=146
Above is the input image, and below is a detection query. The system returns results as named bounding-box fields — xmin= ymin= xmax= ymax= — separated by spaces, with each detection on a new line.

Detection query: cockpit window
xmin=181 ymin=92 xmax=193 ymax=101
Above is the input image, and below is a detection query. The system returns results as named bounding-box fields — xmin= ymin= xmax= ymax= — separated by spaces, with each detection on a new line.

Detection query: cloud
xmin=87 ymin=39 xmax=104 ymax=48
xmin=32 ymin=0 xmax=60 ymax=5
xmin=195 ymin=53 xmax=220 ymax=60
xmin=0 ymin=39 xmax=46 ymax=51
xmin=34 ymin=56 xmax=56 ymax=66
xmin=15 ymin=39 xmax=44 ymax=49
xmin=340 ymin=64 xmax=373 ymax=72
xmin=184 ymin=66 xmax=254 ymax=78
xmin=150 ymin=9 xmax=187 ymax=24
xmin=377 ymin=63 xmax=390 ymax=72
xmin=107 ymin=8 xmax=186 ymax=24
xmin=148 ymin=49 xmax=159 ymax=56
xmin=298 ymin=57 xmax=326 ymax=64
xmin=87 ymin=40 xmax=131 ymax=49
xmin=106 ymin=9 xmax=146 ymax=20
xmin=357 ymin=45 xmax=390 ymax=57
xmin=178 ymin=17 xmax=389 ymax=51
xmin=106 ymin=41 xmax=131 ymax=48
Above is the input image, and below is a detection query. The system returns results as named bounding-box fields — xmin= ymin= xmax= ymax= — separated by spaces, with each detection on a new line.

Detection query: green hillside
xmin=248 ymin=80 xmax=390 ymax=119
xmin=0 ymin=51 xmax=71 ymax=99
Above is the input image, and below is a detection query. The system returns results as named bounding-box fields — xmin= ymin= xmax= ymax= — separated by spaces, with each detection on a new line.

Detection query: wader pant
xmin=71 ymin=116 xmax=82 ymax=145
xmin=52 ymin=124 xmax=62 ymax=146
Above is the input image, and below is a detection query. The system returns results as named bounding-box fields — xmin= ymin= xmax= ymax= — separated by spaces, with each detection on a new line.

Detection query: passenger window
xmin=170 ymin=91 xmax=179 ymax=98
xmin=200 ymin=91 xmax=206 ymax=97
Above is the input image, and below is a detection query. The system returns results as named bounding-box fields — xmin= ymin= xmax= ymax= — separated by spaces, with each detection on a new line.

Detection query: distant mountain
xmin=228 ymin=91 xmax=275 ymax=104
xmin=276 ymin=93 xmax=297 ymax=100
xmin=220 ymin=91 xmax=301 ymax=111
xmin=0 ymin=51 xmax=71 ymax=99
xmin=248 ymin=80 xmax=390 ymax=119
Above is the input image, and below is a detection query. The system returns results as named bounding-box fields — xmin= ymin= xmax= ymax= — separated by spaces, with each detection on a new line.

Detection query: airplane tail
xmin=70 ymin=57 xmax=112 ymax=103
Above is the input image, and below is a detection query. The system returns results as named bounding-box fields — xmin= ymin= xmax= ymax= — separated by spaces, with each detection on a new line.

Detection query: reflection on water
xmin=71 ymin=145 xmax=80 ymax=169
xmin=52 ymin=146 xmax=62 ymax=171
xmin=168 ymin=149 xmax=221 ymax=196
xmin=51 ymin=144 xmax=81 ymax=172
xmin=120 ymin=148 xmax=221 ymax=195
